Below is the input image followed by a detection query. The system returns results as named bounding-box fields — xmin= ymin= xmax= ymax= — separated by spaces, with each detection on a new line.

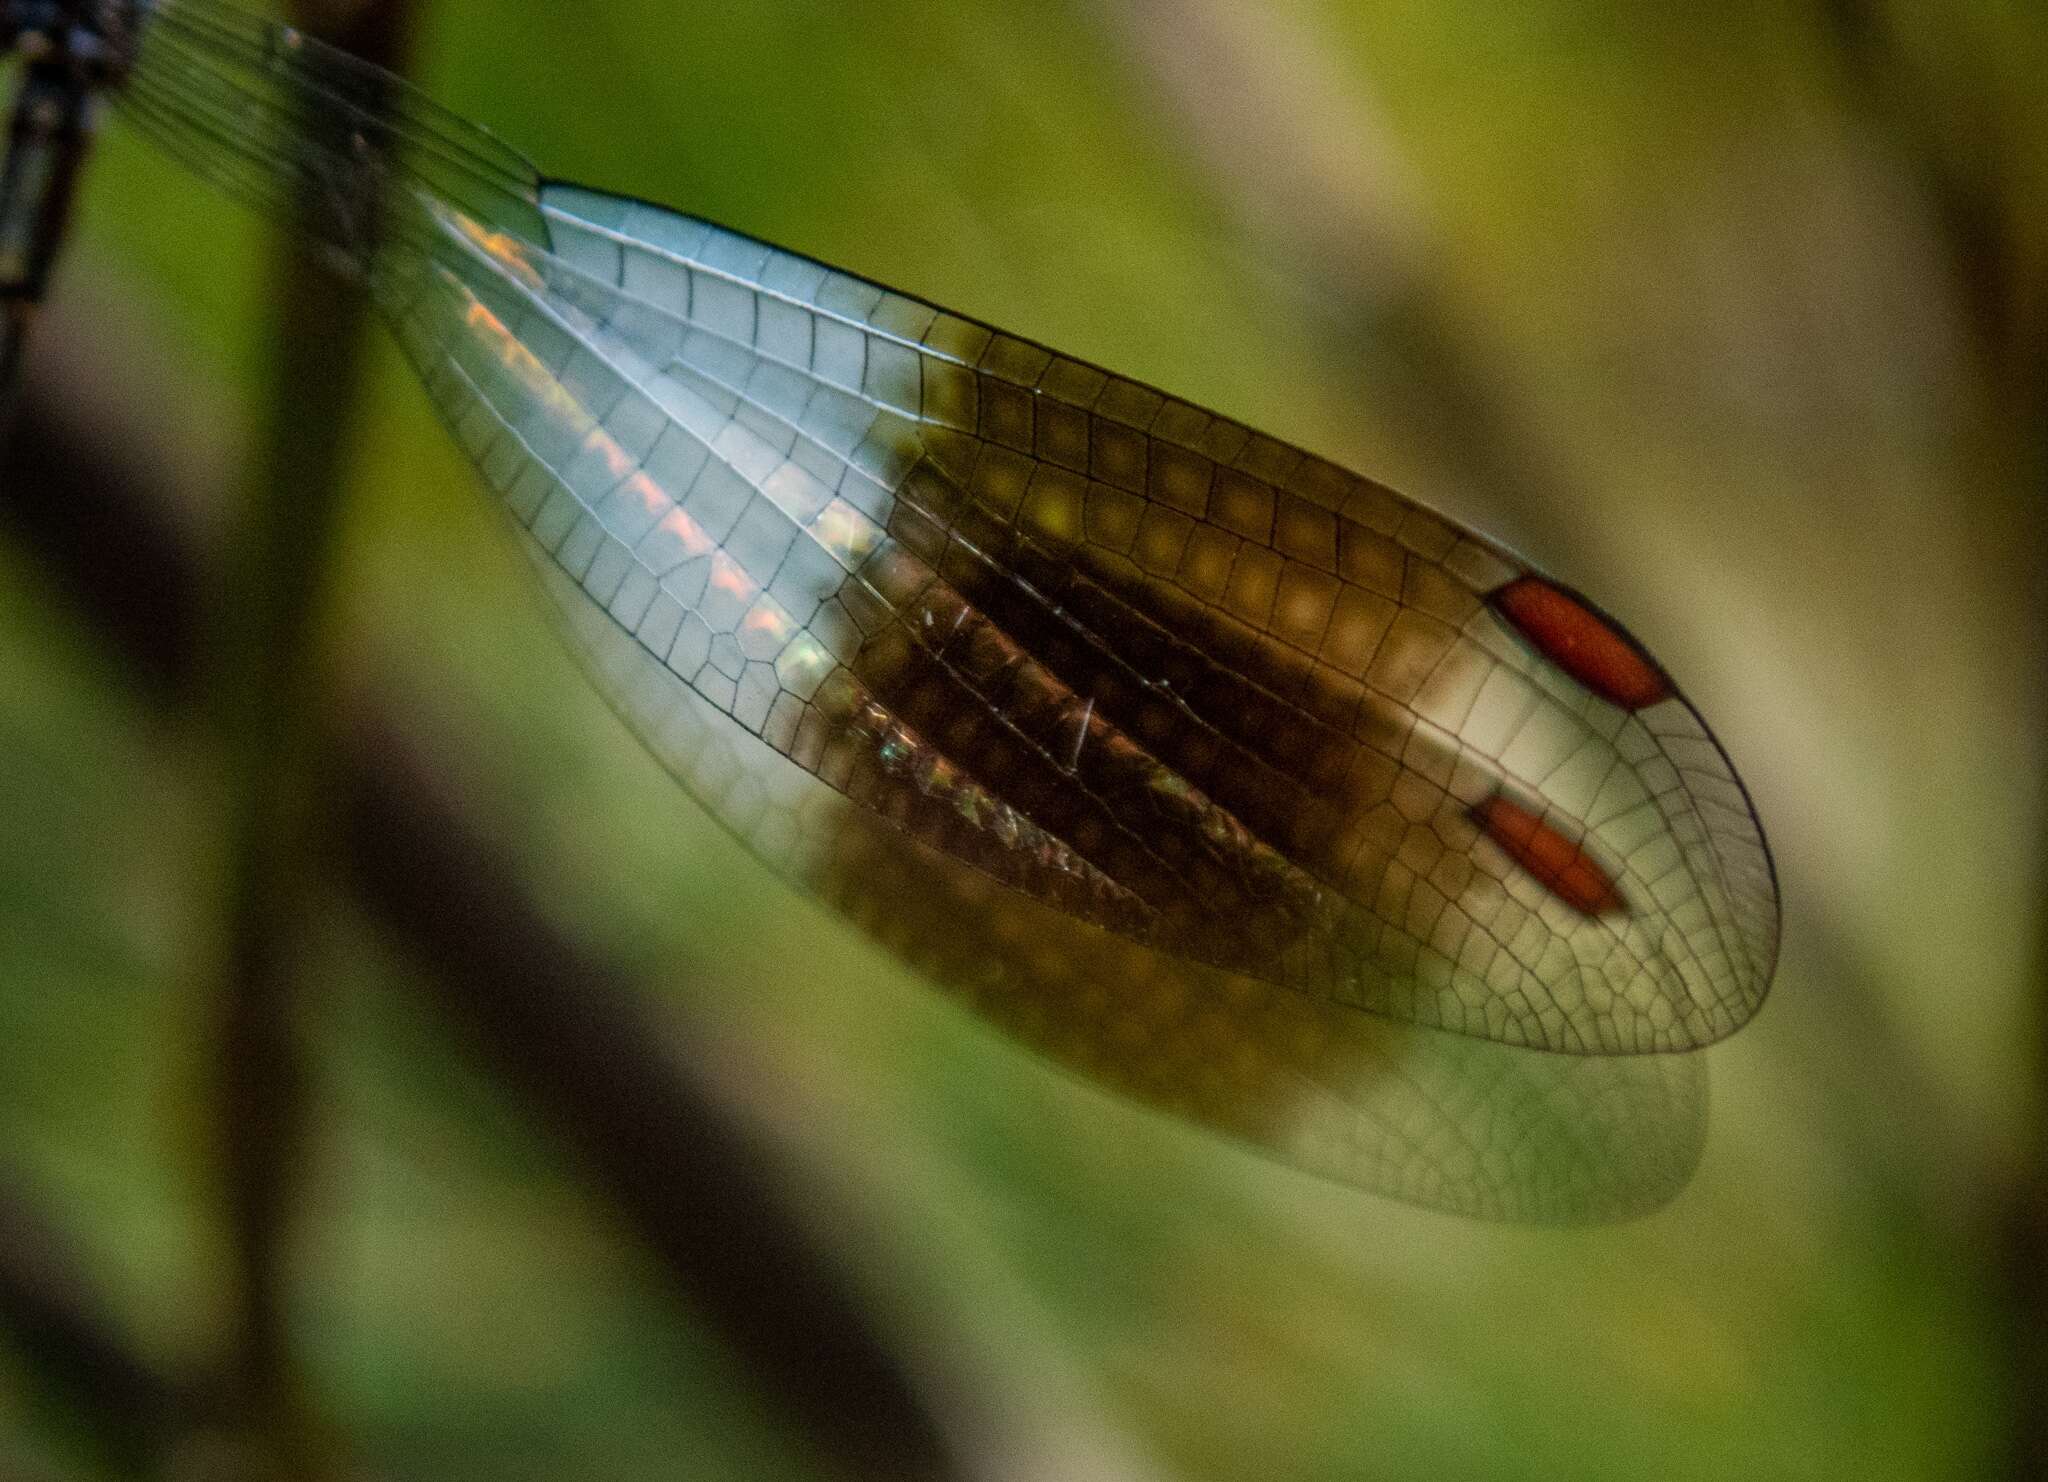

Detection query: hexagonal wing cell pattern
xmin=389 ymin=178 xmax=1774 ymax=1060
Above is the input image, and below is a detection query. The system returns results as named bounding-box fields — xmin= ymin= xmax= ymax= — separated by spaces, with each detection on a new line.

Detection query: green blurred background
xmin=2 ymin=0 xmax=2042 ymax=1477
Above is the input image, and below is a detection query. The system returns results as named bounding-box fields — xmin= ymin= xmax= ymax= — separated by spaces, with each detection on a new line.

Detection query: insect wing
xmin=371 ymin=182 xmax=1750 ymax=1213
xmin=114 ymin=0 xmax=1775 ymax=1213
xmin=391 ymin=179 xmax=1777 ymax=1054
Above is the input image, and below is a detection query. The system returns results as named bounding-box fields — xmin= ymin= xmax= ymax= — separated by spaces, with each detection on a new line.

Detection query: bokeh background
xmin=2 ymin=1 xmax=2042 ymax=1478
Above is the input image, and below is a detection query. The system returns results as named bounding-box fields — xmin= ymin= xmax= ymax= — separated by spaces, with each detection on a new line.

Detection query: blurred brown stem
xmin=205 ymin=2 xmax=419 ymax=1472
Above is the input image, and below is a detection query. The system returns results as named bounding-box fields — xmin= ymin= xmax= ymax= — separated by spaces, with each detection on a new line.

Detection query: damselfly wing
xmin=37 ymin=0 xmax=1779 ymax=1217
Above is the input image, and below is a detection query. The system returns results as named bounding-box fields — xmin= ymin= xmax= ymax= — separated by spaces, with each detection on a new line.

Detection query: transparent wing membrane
xmin=121 ymin=0 xmax=542 ymax=273
xmin=112 ymin=0 xmax=1779 ymax=1216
